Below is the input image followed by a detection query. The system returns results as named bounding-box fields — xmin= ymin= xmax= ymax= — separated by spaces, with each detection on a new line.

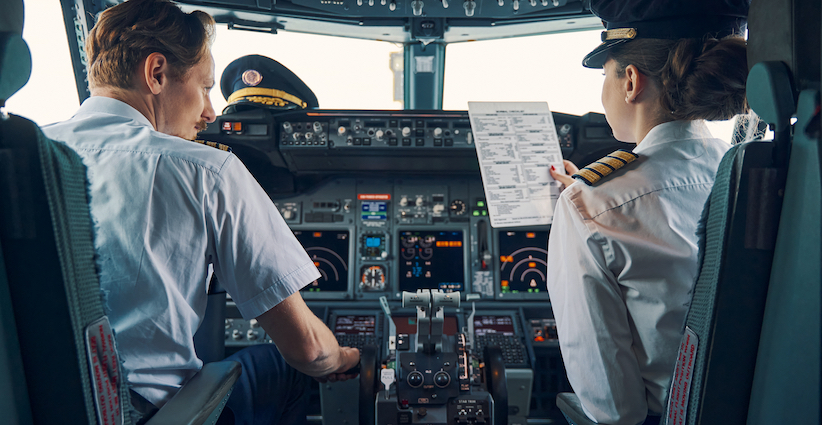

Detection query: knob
xmin=434 ymin=371 xmax=451 ymax=388
xmin=282 ymin=209 xmax=293 ymax=220
xmin=400 ymin=196 xmax=409 ymax=207
xmin=246 ymin=330 xmax=258 ymax=340
xmin=313 ymin=121 xmax=322 ymax=133
xmin=250 ymin=319 xmax=260 ymax=328
xmin=407 ymin=371 xmax=424 ymax=388
xmin=282 ymin=122 xmax=293 ymax=134
xmin=224 ymin=319 xmax=232 ymax=329
xmin=338 ymin=126 xmax=347 ymax=136
xmin=401 ymin=127 xmax=411 ymax=137
xmin=232 ymin=329 xmax=242 ymax=340
xmin=292 ymin=132 xmax=302 ymax=141
xmin=415 ymin=196 xmax=425 ymax=206
xmin=305 ymin=132 xmax=314 ymax=142
xmin=432 ymin=204 xmax=445 ymax=214
xmin=375 ymin=130 xmax=385 ymax=141
xmin=513 ymin=0 xmax=519 ymax=10
xmin=389 ymin=0 xmax=397 ymax=10
xmin=411 ymin=0 xmax=423 ymax=15
xmin=463 ymin=0 xmax=475 ymax=16
xmin=433 ymin=127 xmax=443 ymax=137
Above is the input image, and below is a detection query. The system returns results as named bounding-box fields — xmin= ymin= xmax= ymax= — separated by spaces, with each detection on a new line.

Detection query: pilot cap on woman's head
xmin=220 ymin=54 xmax=319 ymax=114
xmin=582 ymin=0 xmax=751 ymax=69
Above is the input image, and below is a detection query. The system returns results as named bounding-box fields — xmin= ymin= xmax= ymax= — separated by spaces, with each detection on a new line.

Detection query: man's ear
xmin=143 ymin=52 xmax=170 ymax=95
xmin=623 ymin=64 xmax=645 ymax=103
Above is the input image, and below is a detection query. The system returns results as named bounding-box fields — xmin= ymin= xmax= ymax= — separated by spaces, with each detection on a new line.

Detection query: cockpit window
xmin=13 ymin=3 xmax=738 ymax=143
xmin=211 ymin=27 xmax=403 ymax=113
xmin=443 ymin=30 xmax=605 ymax=115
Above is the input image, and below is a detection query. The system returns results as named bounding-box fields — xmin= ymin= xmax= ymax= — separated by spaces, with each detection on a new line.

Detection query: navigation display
xmin=294 ymin=230 xmax=350 ymax=292
xmin=473 ymin=315 xmax=516 ymax=336
xmin=498 ymin=230 xmax=549 ymax=294
xmin=398 ymin=230 xmax=465 ymax=292
xmin=334 ymin=315 xmax=376 ymax=335
xmin=393 ymin=315 xmax=459 ymax=335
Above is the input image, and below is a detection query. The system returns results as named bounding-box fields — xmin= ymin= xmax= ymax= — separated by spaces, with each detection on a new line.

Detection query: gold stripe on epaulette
xmin=227 ymin=87 xmax=307 ymax=108
xmin=193 ymin=139 xmax=233 ymax=153
xmin=608 ymin=150 xmax=638 ymax=163
xmin=572 ymin=149 xmax=638 ymax=186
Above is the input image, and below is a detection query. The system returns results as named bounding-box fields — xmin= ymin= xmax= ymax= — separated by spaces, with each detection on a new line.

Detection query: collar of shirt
xmin=634 ymin=120 xmax=714 ymax=155
xmin=74 ymin=96 xmax=153 ymax=129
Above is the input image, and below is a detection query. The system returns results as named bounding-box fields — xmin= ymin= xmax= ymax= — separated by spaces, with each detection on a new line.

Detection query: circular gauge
xmin=401 ymin=235 xmax=418 ymax=248
xmin=360 ymin=265 xmax=386 ymax=291
xmin=419 ymin=235 xmax=435 ymax=248
xmin=449 ymin=199 xmax=466 ymax=215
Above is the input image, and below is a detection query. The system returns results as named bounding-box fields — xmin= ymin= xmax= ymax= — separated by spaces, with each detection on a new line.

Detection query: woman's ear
xmin=623 ymin=64 xmax=645 ymax=103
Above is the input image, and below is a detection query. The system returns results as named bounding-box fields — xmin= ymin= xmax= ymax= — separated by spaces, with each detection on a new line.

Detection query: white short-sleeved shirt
xmin=546 ymin=120 xmax=729 ymax=425
xmin=42 ymin=97 xmax=321 ymax=407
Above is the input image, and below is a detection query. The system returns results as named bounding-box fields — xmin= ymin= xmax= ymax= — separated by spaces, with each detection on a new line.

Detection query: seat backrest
xmin=664 ymin=137 xmax=787 ymax=425
xmin=0 ymin=1 xmax=133 ymax=423
xmin=665 ymin=0 xmax=821 ymax=424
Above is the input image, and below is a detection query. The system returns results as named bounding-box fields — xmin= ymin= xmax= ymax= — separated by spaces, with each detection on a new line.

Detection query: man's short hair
xmin=86 ymin=0 xmax=215 ymax=90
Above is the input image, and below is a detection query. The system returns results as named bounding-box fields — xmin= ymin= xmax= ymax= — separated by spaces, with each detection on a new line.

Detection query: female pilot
xmin=546 ymin=1 xmax=750 ymax=424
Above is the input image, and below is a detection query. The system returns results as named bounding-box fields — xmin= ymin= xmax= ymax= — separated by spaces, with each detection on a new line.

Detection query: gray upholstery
xmin=0 ymin=1 xmax=241 ymax=423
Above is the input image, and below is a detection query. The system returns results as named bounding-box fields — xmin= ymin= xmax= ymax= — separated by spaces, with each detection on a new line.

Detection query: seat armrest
xmin=146 ymin=360 xmax=242 ymax=425
xmin=556 ymin=392 xmax=597 ymax=425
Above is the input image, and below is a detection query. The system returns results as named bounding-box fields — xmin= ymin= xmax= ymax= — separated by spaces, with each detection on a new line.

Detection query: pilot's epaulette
xmin=193 ymin=139 xmax=233 ymax=153
xmin=572 ymin=149 xmax=639 ymax=186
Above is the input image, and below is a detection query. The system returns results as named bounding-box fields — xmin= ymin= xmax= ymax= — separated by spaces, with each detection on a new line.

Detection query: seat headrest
xmin=0 ymin=0 xmax=31 ymax=106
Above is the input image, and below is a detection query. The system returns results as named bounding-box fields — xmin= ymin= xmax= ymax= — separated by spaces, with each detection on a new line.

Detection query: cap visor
xmin=582 ymin=39 xmax=629 ymax=69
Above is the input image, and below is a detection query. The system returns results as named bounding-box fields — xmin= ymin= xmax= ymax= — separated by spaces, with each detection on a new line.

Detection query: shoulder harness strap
xmin=572 ymin=149 xmax=639 ymax=186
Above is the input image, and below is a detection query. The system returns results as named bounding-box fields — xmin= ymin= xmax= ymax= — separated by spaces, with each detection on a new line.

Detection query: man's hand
xmin=550 ymin=160 xmax=579 ymax=189
xmin=314 ymin=346 xmax=361 ymax=383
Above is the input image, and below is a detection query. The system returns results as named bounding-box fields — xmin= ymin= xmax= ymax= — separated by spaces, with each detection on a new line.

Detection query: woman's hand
xmin=550 ymin=160 xmax=579 ymax=189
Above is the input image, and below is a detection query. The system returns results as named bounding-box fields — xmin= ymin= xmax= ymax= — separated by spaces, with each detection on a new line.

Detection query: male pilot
xmin=41 ymin=0 xmax=359 ymax=424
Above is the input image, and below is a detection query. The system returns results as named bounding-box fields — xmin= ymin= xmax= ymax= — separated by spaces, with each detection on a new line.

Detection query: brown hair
xmin=86 ymin=0 xmax=215 ymax=90
xmin=608 ymin=36 xmax=748 ymax=121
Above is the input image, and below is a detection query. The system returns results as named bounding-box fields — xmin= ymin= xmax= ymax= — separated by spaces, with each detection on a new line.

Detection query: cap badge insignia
xmin=242 ymin=69 xmax=263 ymax=87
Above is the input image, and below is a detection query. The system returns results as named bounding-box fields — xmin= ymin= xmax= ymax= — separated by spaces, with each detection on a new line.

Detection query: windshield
xmin=11 ymin=0 xmax=736 ymax=143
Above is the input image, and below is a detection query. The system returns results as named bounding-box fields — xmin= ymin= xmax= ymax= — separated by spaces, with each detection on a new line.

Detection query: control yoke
xmin=403 ymin=289 xmax=460 ymax=353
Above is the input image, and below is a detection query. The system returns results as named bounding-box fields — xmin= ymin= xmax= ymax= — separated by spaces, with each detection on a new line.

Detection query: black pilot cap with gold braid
xmin=220 ymin=54 xmax=319 ymax=115
xmin=572 ymin=149 xmax=639 ymax=186
xmin=582 ymin=0 xmax=750 ymax=69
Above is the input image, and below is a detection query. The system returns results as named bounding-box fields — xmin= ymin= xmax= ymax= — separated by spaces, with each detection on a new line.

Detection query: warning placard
xmin=666 ymin=326 xmax=699 ymax=425
xmin=85 ymin=316 xmax=124 ymax=425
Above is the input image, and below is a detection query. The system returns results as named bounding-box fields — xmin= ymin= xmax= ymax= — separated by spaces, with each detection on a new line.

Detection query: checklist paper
xmin=468 ymin=102 xmax=565 ymax=227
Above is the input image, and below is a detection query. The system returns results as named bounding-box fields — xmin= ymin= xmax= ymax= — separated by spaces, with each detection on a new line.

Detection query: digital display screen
xmin=474 ymin=315 xmax=516 ymax=336
xmin=334 ymin=315 xmax=376 ymax=335
xmin=294 ymin=230 xmax=350 ymax=292
xmin=398 ymin=230 xmax=464 ymax=292
xmin=498 ymin=230 xmax=549 ymax=294
xmin=361 ymin=201 xmax=387 ymax=221
xmin=393 ymin=315 xmax=459 ymax=335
